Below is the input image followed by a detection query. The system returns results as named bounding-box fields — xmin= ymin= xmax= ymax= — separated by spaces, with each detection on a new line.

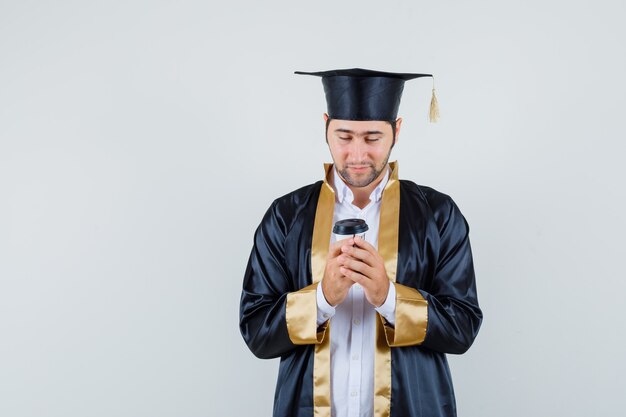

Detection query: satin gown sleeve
xmin=417 ymin=194 xmax=482 ymax=354
xmin=387 ymin=185 xmax=482 ymax=354
xmin=240 ymin=199 xmax=328 ymax=360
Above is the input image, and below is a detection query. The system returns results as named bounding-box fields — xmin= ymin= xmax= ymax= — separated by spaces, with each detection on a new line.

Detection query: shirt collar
xmin=332 ymin=165 xmax=390 ymax=205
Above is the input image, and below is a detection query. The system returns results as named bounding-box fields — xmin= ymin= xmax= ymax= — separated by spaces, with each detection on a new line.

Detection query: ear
xmin=323 ymin=113 xmax=330 ymax=144
xmin=394 ymin=117 xmax=403 ymax=145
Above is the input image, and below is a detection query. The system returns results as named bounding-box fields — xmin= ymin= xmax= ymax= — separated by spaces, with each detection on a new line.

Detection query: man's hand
xmin=339 ymin=236 xmax=391 ymax=307
xmin=321 ymin=237 xmax=355 ymax=306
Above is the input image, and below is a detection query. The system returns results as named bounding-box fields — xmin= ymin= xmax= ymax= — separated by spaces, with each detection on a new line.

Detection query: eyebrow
xmin=334 ymin=128 xmax=384 ymax=136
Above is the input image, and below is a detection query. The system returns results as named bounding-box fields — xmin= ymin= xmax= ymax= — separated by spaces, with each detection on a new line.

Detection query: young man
xmin=240 ymin=68 xmax=482 ymax=417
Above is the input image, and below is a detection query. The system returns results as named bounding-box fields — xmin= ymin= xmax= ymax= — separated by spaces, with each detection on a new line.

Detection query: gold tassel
xmin=429 ymin=87 xmax=440 ymax=123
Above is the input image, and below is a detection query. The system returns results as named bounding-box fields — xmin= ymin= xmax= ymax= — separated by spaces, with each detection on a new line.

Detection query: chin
xmin=346 ymin=174 xmax=377 ymax=188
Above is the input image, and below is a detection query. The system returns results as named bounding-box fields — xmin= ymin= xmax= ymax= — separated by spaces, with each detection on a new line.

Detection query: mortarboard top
xmin=295 ymin=68 xmax=439 ymax=122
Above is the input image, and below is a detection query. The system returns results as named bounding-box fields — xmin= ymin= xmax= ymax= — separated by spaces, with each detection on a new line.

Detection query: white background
xmin=1 ymin=1 xmax=625 ymax=416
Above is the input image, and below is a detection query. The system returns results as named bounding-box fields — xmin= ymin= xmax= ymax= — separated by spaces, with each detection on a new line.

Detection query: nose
xmin=348 ymin=139 xmax=368 ymax=162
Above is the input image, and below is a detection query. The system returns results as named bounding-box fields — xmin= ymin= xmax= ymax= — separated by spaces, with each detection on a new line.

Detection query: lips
xmin=349 ymin=165 xmax=371 ymax=172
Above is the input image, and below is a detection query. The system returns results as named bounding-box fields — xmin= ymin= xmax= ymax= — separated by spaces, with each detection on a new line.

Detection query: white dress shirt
xmin=316 ymin=166 xmax=397 ymax=417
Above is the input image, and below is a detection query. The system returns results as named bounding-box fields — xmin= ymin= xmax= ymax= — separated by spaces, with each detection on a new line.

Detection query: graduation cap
xmin=295 ymin=68 xmax=439 ymax=122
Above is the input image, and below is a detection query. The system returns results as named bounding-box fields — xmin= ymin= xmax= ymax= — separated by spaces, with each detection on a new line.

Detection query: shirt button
xmin=353 ymin=319 xmax=361 ymax=325
xmin=350 ymin=391 xmax=358 ymax=397
xmin=352 ymin=354 xmax=359 ymax=360
xmin=323 ymin=313 xmax=329 ymax=318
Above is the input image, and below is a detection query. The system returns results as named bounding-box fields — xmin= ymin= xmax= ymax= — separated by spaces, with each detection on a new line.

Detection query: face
xmin=325 ymin=116 xmax=401 ymax=188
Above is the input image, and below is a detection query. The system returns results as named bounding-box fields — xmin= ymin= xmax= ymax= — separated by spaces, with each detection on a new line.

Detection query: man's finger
xmin=342 ymin=257 xmax=374 ymax=278
xmin=328 ymin=237 xmax=353 ymax=257
xmin=340 ymin=267 xmax=370 ymax=287
xmin=352 ymin=235 xmax=377 ymax=253
xmin=341 ymin=244 xmax=376 ymax=267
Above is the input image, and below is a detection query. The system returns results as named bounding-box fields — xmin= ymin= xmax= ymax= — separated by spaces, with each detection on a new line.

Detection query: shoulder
xmin=399 ymin=179 xmax=457 ymax=214
xmin=399 ymin=180 xmax=468 ymax=232
xmin=260 ymin=181 xmax=323 ymax=234
xmin=272 ymin=181 xmax=323 ymax=211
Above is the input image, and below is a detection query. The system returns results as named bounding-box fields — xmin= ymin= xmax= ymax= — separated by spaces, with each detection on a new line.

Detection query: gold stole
xmin=310 ymin=161 xmax=400 ymax=417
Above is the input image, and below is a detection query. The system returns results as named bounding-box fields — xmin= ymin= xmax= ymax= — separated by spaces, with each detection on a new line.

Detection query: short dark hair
xmin=325 ymin=118 xmax=397 ymax=147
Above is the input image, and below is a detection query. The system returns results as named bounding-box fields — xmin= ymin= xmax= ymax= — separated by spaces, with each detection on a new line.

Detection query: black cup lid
xmin=333 ymin=218 xmax=369 ymax=236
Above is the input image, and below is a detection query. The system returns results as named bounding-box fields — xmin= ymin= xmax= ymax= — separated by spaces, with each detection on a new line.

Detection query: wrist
xmin=375 ymin=281 xmax=391 ymax=307
xmin=321 ymin=281 xmax=337 ymax=307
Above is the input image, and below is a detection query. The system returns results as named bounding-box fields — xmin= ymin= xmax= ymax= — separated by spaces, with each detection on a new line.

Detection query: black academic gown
xmin=239 ymin=171 xmax=482 ymax=417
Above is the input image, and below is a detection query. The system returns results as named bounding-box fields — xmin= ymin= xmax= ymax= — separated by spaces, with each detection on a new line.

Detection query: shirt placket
xmin=347 ymin=282 xmax=364 ymax=417
xmin=347 ymin=203 xmax=366 ymax=417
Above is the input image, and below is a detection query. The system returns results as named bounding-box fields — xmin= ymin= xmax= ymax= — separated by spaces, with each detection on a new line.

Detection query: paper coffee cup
xmin=332 ymin=218 xmax=369 ymax=242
